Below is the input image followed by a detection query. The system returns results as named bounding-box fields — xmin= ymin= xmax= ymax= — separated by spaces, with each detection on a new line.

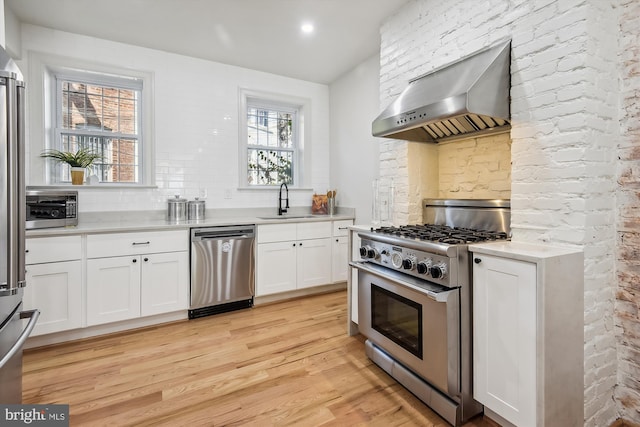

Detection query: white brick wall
xmin=378 ymin=0 xmax=621 ymax=425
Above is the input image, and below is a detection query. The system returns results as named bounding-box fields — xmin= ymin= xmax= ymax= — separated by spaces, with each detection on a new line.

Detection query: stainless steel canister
xmin=167 ymin=195 xmax=187 ymax=222
xmin=187 ymin=198 xmax=206 ymax=220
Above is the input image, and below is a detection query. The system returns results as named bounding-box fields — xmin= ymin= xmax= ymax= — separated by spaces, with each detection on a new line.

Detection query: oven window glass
xmin=371 ymin=284 xmax=423 ymax=359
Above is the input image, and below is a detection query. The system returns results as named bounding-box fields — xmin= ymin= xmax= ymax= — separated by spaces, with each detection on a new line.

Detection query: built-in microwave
xmin=26 ymin=189 xmax=78 ymax=229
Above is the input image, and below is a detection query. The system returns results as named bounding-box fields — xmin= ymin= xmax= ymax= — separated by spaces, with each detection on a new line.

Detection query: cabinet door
xmin=332 ymin=236 xmax=349 ymax=283
xmin=141 ymin=251 xmax=189 ymax=316
xmin=23 ymin=260 xmax=82 ymax=336
xmin=297 ymin=238 xmax=332 ymax=289
xmin=86 ymin=256 xmax=141 ymax=326
xmin=256 ymin=241 xmax=296 ymax=296
xmin=473 ymin=254 xmax=537 ymax=427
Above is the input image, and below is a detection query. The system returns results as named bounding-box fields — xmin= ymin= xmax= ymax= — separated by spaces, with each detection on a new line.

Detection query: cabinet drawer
xmin=297 ymin=222 xmax=331 ymax=240
xmin=257 ymin=224 xmax=297 ymax=243
xmin=87 ymin=230 xmax=188 ymax=258
xmin=26 ymin=236 xmax=82 ymax=264
xmin=332 ymin=220 xmax=353 ymax=237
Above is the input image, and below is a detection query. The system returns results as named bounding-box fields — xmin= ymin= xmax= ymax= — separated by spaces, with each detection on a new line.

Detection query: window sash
xmin=53 ymin=76 xmax=143 ymax=184
xmin=246 ymin=101 xmax=298 ymax=186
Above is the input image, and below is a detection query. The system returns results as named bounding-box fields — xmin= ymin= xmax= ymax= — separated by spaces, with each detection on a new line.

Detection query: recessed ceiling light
xmin=301 ymin=22 xmax=314 ymax=34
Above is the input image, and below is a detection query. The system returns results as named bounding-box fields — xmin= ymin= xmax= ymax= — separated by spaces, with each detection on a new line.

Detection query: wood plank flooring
xmin=23 ymin=290 xmax=493 ymax=426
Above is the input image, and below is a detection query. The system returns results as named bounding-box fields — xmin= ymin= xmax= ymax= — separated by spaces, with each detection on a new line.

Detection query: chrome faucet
xmin=278 ymin=182 xmax=289 ymax=215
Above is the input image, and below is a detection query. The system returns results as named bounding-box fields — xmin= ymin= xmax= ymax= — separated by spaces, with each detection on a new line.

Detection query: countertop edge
xmin=26 ymin=211 xmax=356 ymax=237
xmin=468 ymin=240 xmax=583 ymax=262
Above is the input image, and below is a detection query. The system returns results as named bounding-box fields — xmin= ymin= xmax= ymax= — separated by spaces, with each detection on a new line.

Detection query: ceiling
xmin=5 ymin=0 xmax=408 ymax=84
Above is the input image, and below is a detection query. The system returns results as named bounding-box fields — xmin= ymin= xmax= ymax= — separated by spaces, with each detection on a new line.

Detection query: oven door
xmin=353 ymin=262 xmax=460 ymax=397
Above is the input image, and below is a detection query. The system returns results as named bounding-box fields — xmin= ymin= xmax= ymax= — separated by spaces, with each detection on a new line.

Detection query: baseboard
xmin=254 ymin=283 xmax=346 ymax=306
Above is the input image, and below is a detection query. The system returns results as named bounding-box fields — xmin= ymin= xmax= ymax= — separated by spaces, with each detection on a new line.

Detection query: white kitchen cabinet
xmin=140 ymin=251 xmax=189 ymax=316
xmin=297 ymin=237 xmax=332 ymax=289
xmin=86 ymin=230 xmax=189 ymax=326
xmin=470 ymin=242 xmax=583 ymax=427
xmin=256 ymin=222 xmax=333 ymax=296
xmin=23 ymin=236 xmax=82 ymax=336
xmin=256 ymin=241 xmax=297 ymax=295
xmin=87 ymin=256 xmax=141 ymax=326
xmin=331 ymin=220 xmax=353 ymax=283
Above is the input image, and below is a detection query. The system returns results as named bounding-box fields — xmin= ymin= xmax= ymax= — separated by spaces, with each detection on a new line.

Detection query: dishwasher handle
xmin=191 ymin=226 xmax=255 ymax=241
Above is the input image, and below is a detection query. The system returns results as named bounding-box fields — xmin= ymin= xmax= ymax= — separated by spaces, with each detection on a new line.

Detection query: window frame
xmin=246 ymin=99 xmax=298 ymax=186
xmin=54 ymin=72 xmax=144 ymax=184
xmin=238 ymin=88 xmax=311 ymax=189
xmin=27 ymin=51 xmax=155 ymax=187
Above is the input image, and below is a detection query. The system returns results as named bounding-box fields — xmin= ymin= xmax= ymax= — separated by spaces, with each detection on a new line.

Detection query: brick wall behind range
xmin=616 ymin=0 xmax=640 ymax=422
xmin=379 ymin=0 xmax=622 ymax=425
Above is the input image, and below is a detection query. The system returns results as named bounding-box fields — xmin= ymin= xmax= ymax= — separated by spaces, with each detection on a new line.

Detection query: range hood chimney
xmin=372 ymin=39 xmax=511 ymax=143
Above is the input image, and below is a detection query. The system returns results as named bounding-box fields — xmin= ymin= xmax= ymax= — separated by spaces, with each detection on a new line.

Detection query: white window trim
xmin=238 ymin=88 xmax=311 ymax=189
xmin=26 ymin=51 xmax=155 ymax=187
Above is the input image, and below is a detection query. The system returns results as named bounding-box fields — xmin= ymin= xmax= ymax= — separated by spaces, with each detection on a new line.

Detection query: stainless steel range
xmin=351 ymin=199 xmax=510 ymax=427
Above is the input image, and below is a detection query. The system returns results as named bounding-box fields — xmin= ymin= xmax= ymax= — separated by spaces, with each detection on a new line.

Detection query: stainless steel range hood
xmin=372 ymin=39 xmax=511 ymax=143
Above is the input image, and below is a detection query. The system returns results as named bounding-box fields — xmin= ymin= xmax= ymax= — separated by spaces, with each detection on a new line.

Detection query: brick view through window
xmin=56 ymin=78 xmax=142 ymax=183
xmin=246 ymin=103 xmax=296 ymax=186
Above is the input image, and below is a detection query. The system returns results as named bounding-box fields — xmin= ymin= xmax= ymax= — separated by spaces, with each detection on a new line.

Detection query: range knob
xmin=416 ymin=259 xmax=432 ymax=275
xmin=359 ymin=246 xmax=378 ymax=259
xmin=430 ymin=263 xmax=447 ymax=279
xmin=402 ymin=258 xmax=415 ymax=270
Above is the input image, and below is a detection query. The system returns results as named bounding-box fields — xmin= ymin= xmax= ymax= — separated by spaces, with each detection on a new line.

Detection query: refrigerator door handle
xmin=0 ymin=309 xmax=40 ymax=370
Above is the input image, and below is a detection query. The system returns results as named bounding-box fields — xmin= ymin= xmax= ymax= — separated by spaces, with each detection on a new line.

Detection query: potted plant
xmin=40 ymin=147 xmax=102 ymax=185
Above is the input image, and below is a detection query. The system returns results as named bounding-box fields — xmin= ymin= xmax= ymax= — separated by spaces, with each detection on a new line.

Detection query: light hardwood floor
xmin=23 ymin=290 xmax=493 ymax=426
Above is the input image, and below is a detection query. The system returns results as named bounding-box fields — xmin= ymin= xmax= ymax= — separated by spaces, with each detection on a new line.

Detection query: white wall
xmin=17 ymin=24 xmax=331 ymax=213
xmin=329 ymin=54 xmax=380 ymax=225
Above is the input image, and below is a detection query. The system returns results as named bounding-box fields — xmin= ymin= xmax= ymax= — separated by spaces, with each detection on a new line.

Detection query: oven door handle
xmin=349 ymin=261 xmax=455 ymax=303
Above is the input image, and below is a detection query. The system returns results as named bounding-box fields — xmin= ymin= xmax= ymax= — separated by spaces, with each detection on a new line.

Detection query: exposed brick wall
xmin=616 ymin=0 xmax=640 ymax=422
xmin=437 ymin=132 xmax=511 ymax=199
xmin=379 ymin=1 xmax=621 ymax=425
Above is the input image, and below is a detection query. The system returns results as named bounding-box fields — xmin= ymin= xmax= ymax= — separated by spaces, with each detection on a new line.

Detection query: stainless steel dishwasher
xmin=189 ymin=225 xmax=255 ymax=319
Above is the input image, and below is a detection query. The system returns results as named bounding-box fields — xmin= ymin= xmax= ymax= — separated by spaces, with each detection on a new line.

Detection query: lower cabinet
xmin=472 ymin=255 xmax=537 ymax=426
xmin=24 ymin=235 xmax=83 ymax=336
xmin=331 ymin=220 xmax=353 ymax=283
xmin=470 ymin=242 xmax=584 ymax=427
xmin=87 ymin=251 xmax=189 ymax=326
xmin=24 ymin=260 xmax=82 ymax=336
xmin=86 ymin=230 xmax=189 ymax=326
xmin=140 ymin=251 xmax=189 ymax=316
xmin=256 ymin=222 xmax=335 ymax=296
xmin=86 ymin=256 xmax=141 ymax=326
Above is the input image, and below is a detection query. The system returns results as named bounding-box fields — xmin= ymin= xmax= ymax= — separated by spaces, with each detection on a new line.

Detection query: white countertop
xmin=469 ymin=240 xmax=583 ymax=262
xmin=26 ymin=207 xmax=356 ymax=237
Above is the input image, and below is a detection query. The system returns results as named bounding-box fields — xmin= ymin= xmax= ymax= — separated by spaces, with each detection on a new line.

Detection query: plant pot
xmin=70 ymin=167 xmax=85 ymax=185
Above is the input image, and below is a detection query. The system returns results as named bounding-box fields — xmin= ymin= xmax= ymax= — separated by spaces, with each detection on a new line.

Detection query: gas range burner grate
xmin=373 ymin=224 xmax=508 ymax=244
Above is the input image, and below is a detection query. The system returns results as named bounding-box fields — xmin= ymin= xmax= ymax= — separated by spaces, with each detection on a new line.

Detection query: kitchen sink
xmin=257 ymin=215 xmax=320 ymax=220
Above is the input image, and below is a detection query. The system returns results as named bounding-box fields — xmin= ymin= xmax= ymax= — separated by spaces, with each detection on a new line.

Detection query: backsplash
xmin=18 ymin=24 xmax=330 ymax=213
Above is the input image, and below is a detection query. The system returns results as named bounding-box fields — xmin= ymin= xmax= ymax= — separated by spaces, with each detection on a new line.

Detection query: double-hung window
xmin=54 ymin=74 xmax=143 ymax=184
xmin=246 ymin=99 xmax=298 ymax=186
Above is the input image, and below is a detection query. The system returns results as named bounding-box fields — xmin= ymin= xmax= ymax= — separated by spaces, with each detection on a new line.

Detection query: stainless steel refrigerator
xmin=0 ymin=45 xmax=39 ymax=403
